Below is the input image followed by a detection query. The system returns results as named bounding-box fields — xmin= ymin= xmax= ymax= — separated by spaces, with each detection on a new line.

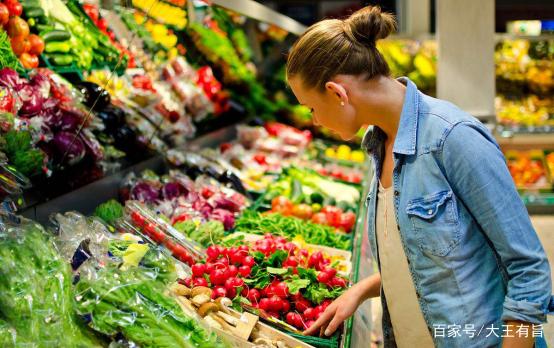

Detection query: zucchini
xmin=37 ymin=25 xmax=55 ymax=33
xmin=47 ymin=54 xmax=73 ymax=66
xmin=23 ymin=7 xmax=44 ymax=17
xmin=42 ymin=30 xmax=71 ymax=42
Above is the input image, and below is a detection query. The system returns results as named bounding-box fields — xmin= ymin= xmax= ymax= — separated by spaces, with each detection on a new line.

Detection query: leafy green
xmin=94 ymin=199 xmax=124 ymax=224
xmin=0 ymin=219 xmax=101 ymax=347
xmin=267 ymin=249 xmax=288 ymax=267
xmin=235 ymin=211 xmax=352 ymax=250
xmin=304 ymin=283 xmax=344 ymax=305
xmin=267 ymin=267 xmax=289 ymax=275
xmin=174 ymin=220 xmax=225 ymax=247
xmin=0 ymin=31 xmax=23 ymax=72
xmin=1 ymin=130 xmax=44 ymax=177
xmin=284 ymin=276 xmax=311 ymax=295
xmin=75 ymin=264 xmax=229 ymax=348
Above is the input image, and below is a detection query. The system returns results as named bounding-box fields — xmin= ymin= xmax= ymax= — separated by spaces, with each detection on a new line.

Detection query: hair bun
xmin=344 ymin=6 xmax=396 ymax=46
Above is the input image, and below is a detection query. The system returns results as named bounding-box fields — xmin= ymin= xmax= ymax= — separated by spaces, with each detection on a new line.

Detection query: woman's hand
xmin=303 ymin=273 xmax=381 ymax=336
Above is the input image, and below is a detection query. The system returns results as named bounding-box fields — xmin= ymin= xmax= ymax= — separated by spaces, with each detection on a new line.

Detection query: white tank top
xmin=376 ymin=181 xmax=434 ymax=347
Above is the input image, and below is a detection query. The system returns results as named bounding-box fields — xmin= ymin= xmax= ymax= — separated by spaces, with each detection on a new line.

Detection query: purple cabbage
xmin=161 ymin=182 xmax=187 ymax=200
xmin=211 ymin=208 xmax=235 ymax=230
xmin=58 ymin=106 xmax=84 ymax=131
xmin=30 ymin=73 xmax=51 ymax=99
xmin=131 ymin=182 xmax=160 ymax=203
xmin=193 ymin=200 xmax=213 ymax=218
xmin=16 ymin=84 xmax=43 ymax=117
xmin=79 ymin=129 xmax=103 ymax=162
xmin=51 ymin=131 xmax=86 ymax=165
xmin=0 ymin=68 xmax=23 ymax=88
xmin=214 ymin=196 xmax=241 ymax=213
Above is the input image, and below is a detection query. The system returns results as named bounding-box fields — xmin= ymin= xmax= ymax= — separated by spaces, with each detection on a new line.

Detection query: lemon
xmin=337 ymin=144 xmax=351 ymax=156
xmin=351 ymin=150 xmax=365 ymax=163
xmin=325 ymin=148 xmax=336 ymax=158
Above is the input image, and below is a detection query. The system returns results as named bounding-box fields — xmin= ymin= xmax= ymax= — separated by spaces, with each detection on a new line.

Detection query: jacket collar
xmin=361 ymin=77 xmax=419 ymax=156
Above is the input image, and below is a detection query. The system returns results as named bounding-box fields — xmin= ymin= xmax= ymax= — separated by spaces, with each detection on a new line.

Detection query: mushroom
xmin=197 ymin=302 xmax=219 ymax=317
xmin=253 ymin=337 xmax=275 ymax=347
xmin=192 ymin=294 xmax=211 ymax=306
xmin=191 ymin=286 xmax=212 ymax=298
xmin=204 ymin=315 xmax=223 ymax=330
xmin=171 ymin=283 xmax=191 ymax=297
xmin=214 ymin=297 xmax=232 ymax=314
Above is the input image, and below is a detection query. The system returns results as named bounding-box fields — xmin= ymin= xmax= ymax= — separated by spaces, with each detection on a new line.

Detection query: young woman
xmin=286 ymin=5 xmax=553 ymax=348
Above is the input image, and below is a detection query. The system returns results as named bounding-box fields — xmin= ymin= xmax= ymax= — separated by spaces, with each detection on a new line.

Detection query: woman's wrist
xmin=358 ymin=273 xmax=381 ymax=302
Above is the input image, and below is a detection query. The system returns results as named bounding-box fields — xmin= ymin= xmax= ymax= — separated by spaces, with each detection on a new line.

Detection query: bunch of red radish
xmin=180 ymin=233 xmax=347 ymax=332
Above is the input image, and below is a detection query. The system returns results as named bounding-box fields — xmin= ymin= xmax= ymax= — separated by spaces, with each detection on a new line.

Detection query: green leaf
xmin=268 ymin=249 xmax=288 ymax=267
xmin=297 ymin=267 xmax=318 ymax=282
xmin=267 ymin=267 xmax=289 ymax=275
xmin=252 ymin=251 xmax=265 ymax=264
xmin=284 ymin=277 xmax=310 ymax=295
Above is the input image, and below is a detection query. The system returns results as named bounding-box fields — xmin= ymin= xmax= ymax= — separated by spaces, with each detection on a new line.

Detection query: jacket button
xmin=394 ymin=190 xmax=400 ymax=196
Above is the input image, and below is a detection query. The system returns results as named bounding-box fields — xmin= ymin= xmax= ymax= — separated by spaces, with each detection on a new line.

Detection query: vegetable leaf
xmin=284 ymin=276 xmax=310 ymax=295
xmin=266 ymin=267 xmax=288 ymax=275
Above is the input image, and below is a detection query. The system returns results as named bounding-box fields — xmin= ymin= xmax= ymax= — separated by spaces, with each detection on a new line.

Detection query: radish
xmin=191 ymin=263 xmax=206 ymax=277
xmin=259 ymin=298 xmax=271 ymax=311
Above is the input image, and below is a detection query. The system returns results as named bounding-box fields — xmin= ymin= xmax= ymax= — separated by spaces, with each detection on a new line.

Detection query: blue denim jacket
xmin=362 ymin=77 xmax=554 ymax=347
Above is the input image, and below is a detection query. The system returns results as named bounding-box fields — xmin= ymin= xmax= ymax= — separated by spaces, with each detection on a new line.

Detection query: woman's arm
xmin=441 ymin=121 xmax=553 ymax=326
xmin=303 ymin=273 xmax=381 ymax=336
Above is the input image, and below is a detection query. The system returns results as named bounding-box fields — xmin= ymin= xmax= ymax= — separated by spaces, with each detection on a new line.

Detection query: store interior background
xmin=256 ymin=0 xmax=554 ymax=345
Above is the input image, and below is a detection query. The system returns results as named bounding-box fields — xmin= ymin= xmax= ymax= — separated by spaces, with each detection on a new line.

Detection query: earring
xmin=340 ymin=101 xmax=345 ymax=106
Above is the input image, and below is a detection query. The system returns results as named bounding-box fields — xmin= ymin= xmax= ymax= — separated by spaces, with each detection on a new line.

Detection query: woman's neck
xmin=355 ymin=76 xmax=406 ymax=141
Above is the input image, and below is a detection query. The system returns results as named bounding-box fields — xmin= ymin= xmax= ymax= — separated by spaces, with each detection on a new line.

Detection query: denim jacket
xmin=362 ymin=77 xmax=554 ymax=347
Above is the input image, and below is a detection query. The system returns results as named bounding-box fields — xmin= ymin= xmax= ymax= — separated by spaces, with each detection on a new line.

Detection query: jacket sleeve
xmin=441 ymin=121 xmax=553 ymax=324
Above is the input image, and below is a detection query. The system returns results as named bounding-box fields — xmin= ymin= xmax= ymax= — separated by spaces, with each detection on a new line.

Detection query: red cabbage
xmin=214 ymin=196 xmax=241 ymax=213
xmin=211 ymin=209 xmax=235 ymax=230
xmin=0 ymin=68 xmax=23 ymax=88
xmin=192 ymin=200 xmax=213 ymax=218
xmin=51 ymin=131 xmax=86 ymax=165
xmin=30 ymin=73 xmax=51 ymax=99
xmin=79 ymin=130 xmax=103 ymax=162
xmin=58 ymin=106 xmax=84 ymax=132
xmin=161 ymin=182 xmax=187 ymax=200
xmin=131 ymin=182 xmax=160 ymax=203
xmin=16 ymin=84 xmax=43 ymax=116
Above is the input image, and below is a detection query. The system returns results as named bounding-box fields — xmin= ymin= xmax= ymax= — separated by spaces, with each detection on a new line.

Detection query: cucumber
xmin=23 ymin=7 xmax=44 ymax=16
xmin=48 ymin=54 xmax=73 ymax=66
xmin=42 ymin=30 xmax=71 ymax=42
xmin=37 ymin=24 xmax=55 ymax=33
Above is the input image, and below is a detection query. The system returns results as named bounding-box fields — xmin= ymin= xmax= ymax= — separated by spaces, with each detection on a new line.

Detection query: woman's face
xmin=288 ymin=77 xmax=360 ymax=141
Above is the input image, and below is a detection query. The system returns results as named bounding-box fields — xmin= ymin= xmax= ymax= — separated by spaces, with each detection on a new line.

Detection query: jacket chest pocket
xmin=406 ymin=190 xmax=461 ymax=256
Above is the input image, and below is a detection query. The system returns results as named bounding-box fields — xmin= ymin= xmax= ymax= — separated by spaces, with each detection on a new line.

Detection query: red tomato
xmin=6 ymin=16 xmax=29 ymax=38
xmin=20 ymin=53 xmax=38 ymax=68
xmin=271 ymin=196 xmax=293 ymax=215
xmin=253 ymin=153 xmax=267 ymax=165
xmin=311 ymin=212 xmax=327 ymax=225
xmin=292 ymin=204 xmax=313 ymax=220
xmin=219 ymin=142 xmax=232 ymax=153
xmin=10 ymin=35 xmax=29 ymax=56
xmin=130 ymin=211 xmax=145 ymax=227
xmin=5 ymin=0 xmax=22 ymax=17
xmin=0 ymin=4 xmax=9 ymax=26
xmin=321 ymin=206 xmax=342 ymax=227
xmin=338 ymin=211 xmax=356 ymax=232
xmin=144 ymin=223 xmax=165 ymax=243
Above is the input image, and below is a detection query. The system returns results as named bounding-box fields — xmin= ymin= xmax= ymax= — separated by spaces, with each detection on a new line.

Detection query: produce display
xmin=506 ymin=150 xmax=553 ymax=190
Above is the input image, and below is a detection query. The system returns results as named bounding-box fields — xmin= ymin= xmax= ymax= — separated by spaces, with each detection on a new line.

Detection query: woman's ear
xmin=324 ymin=81 xmax=349 ymax=106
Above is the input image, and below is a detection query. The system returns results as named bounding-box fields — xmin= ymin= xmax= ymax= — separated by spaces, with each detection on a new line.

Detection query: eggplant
xmin=76 ymin=82 xmax=111 ymax=111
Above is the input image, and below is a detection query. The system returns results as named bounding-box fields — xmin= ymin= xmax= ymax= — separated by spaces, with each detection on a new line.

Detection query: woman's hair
xmin=286 ymin=6 xmax=396 ymax=91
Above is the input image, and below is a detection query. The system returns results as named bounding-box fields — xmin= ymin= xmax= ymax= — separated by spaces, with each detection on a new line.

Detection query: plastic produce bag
xmin=0 ymin=216 xmax=101 ymax=347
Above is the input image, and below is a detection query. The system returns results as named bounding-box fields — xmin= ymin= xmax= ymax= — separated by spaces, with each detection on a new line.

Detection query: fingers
xmin=323 ymin=312 xmax=344 ymax=336
xmin=302 ymin=305 xmax=336 ymax=335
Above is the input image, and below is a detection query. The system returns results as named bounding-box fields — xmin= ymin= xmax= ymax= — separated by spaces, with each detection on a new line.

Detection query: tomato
xmin=258 ymin=298 xmax=271 ymax=311
xmin=219 ymin=142 xmax=232 ymax=153
xmin=238 ymin=265 xmax=251 ymax=277
xmin=321 ymin=206 xmax=342 ymax=227
xmin=193 ymin=277 xmax=208 ymax=287
xmin=253 ymin=153 xmax=266 ymax=165
xmin=169 ymin=243 xmax=192 ymax=264
xmin=191 ymin=263 xmax=206 ymax=277
xmin=144 ymin=223 xmax=165 ymax=243
xmin=271 ymin=196 xmax=293 ymax=215
xmin=212 ymin=286 xmax=227 ymax=299
xmin=5 ymin=0 xmax=22 ymax=17
xmin=130 ymin=211 xmax=146 ymax=227
xmin=0 ymin=87 xmax=14 ymax=113
xmin=317 ymin=270 xmax=332 ymax=284
xmin=338 ymin=211 xmax=356 ymax=232
xmin=20 ymin=53 xmax=37 ymax=68
xmin=246 ymin=288 xmax=261 ymax=303
xmin=311 ymin=212 xmax=327 ymax=225
xmin=209 ymin=268 xmax=227 ymax=286
xmin=0 ymin=4 xmax=9 ymax=26
xmin=10 ymin=35 xmax=29 ymax=56
xmin=292 ymin=204 xmax=313 ymax=220
xmin=6 ymin=17 xmax=29 ymax=38
xmin=172 ymin=213 xmax=190 ymax=224
xmin=201 ymin=186 xmax=214 ymax=198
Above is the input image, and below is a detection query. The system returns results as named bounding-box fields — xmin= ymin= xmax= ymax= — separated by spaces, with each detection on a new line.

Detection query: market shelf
xmin=496 ymin=132 xmax=554 ymax=151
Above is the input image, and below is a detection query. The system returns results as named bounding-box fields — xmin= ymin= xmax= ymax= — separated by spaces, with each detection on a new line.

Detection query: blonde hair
xmin=287 ymin=6 xmax=396 ymax=91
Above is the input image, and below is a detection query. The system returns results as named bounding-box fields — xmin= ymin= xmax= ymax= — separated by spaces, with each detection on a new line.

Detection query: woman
xmin=286 ymin=5 xmax=554 ymax=348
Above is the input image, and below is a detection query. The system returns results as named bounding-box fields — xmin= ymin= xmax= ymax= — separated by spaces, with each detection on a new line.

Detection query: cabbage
xmin=51 ymin=131 xmax=86 ymax=165
xmin=214 ymin=196 xmax=241 ymax=213
xmin=16 ymin=84 xmax=43 ymax=116
xmin=30 ymin=73 xmax=51 ymax=99
xmin=211 ymin=209 xmax=235 ymax=230
xmin=131 ymin=182 xmax=160 ymax=203
xmin=58 ymin=106 xmax=84 ymax=132
xmin=192 ymin=200 xmax=213 ymax=218
xmin=0 ymin=68 xmax=23 ymax=88
xmin=79 ymin=130 xmax=103 ymax=162
xmin=161 ymin=182 xmax=186 ymax=200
